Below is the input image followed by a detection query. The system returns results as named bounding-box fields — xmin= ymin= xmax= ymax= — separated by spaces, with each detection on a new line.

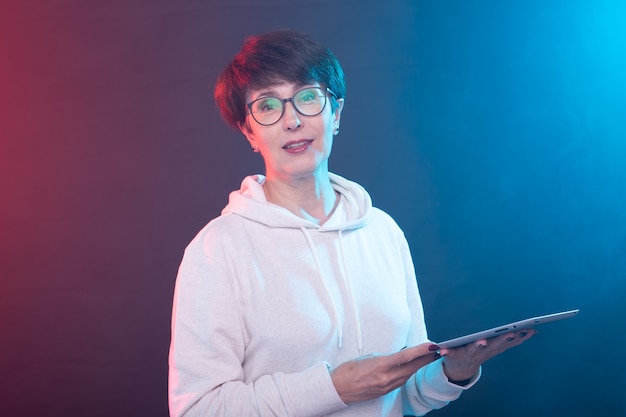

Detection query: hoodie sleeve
xmin=403 ymin=359 xmax=481 ymax=416
xmin=396 ymin=232 xmax=480 ymax=415
xmin=168 ymin=245 xmax=346 ymax=417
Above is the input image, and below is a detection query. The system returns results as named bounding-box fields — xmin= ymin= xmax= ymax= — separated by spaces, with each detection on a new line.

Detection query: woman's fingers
xmin=332 ymin=343 xmax=442 ymax=404
xmin=474 ymin=328 xmax=537 ymax=356
xmin=442 ymin=328 xmax=537 ymax=381
xmin=391 ymin=342 xmax=440 ymax=367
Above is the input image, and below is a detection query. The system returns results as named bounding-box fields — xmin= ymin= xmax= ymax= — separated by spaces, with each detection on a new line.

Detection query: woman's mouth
xmin=283 ymin=139 xmax=313 ymax=153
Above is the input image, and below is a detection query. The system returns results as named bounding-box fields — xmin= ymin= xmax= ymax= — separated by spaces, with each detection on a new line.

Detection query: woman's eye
xmin=257 ymin=98 xmax=280 ymax=112
xmin=297 ymin=91 xmax=317 ymax=103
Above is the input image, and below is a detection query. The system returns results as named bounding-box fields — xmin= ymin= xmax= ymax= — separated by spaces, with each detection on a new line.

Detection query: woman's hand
xmin=330 ymin=342 xmax=440 ymax=404
xmin=440 ymin=329 xmax=537 ymax=383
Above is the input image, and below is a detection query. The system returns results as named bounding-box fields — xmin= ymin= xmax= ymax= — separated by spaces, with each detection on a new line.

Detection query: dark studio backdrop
xmin=1 ymin=1 xmax=625 ymax=416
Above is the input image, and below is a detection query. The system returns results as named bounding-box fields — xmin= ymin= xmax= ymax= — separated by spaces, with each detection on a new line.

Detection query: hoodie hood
xmin=221 ymin=172 xmax=372 ymax=231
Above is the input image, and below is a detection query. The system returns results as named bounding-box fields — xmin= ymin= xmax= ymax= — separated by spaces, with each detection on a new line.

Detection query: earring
xmin=251 ymin=145 xmax=259 ymax=152
xmin=334 ymin=127 xmax=340 ymax=135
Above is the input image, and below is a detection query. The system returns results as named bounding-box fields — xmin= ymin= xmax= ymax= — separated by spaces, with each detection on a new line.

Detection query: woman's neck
xmin=263 ymin=174 xmax=338 ymax=225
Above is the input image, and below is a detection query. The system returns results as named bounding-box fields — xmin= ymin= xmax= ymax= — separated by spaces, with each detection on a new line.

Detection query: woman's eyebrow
xmin=249 ymin=83 xmax=320 ymax=101
xmin=250 ymin=89 xmax=278 ymax=100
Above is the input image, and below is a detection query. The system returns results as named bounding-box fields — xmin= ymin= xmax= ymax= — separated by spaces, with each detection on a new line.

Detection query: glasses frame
xmin=245 ymin=86 xmax=337 ymax=126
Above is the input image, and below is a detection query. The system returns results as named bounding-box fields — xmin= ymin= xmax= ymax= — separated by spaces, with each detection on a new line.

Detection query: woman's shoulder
xmin=369 ymin=206 xmax=402 ymax=228
xmin=358 ymin=206 xmax=405 ymax=242
xmin=184 ymin=212 xmax=251 ymax=253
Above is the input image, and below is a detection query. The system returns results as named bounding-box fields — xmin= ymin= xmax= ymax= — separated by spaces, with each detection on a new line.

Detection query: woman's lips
xmin=282 ymin=139 xmax=313 ymax=153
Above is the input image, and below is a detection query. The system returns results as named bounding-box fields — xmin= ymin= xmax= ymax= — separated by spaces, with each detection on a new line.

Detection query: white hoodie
xmin=169 ymin=173 xmax=475 ymax=417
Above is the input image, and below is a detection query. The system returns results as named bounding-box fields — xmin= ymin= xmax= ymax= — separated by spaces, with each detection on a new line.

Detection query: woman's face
xmin=240 ymin=82 xmax=343 ymax=182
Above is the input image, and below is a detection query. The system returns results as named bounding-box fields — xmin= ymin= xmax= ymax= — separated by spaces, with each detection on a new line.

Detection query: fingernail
xmin=519 ymin=331 xmax=528 ymax=337
xmin=428 ymin=344 xmax=440 ymax=352
xmin=401 ymin=346 xmax=407 ymax=350
xmin=506 ymin=337 xmax=515 ymax=342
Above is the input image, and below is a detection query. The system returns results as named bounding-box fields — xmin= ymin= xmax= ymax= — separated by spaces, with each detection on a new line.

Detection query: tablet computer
xmin=437 ymin=309 xmax=579 ymax=349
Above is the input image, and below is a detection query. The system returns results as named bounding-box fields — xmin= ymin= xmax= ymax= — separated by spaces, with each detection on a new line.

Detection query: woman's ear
xmin=239 ymin=122 xmax=259 ymax=152
xmin=334 ymin=98 xmax=345 ymax=117
xmin=333 ymin=98 xmax=344 ymax=133
xmin=238 ymin=120 xmax=250 ymax=135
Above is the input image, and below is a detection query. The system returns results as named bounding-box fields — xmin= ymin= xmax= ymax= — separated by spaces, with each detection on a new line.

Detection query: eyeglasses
xmin=245 ymin=86 xmax=336 ymax=126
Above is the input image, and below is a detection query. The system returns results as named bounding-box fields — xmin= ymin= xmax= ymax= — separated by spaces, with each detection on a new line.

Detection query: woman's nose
xmin=282 ymin=101 xmax=302 ymax=130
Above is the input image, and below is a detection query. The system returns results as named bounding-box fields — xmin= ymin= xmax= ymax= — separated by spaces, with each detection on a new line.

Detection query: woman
xmin=168 ymin=29 xmax=534 ymax=417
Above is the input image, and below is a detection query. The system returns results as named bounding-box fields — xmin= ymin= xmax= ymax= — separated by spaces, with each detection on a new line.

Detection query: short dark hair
xmin=214 ymin=30 xmax=346 ymax=129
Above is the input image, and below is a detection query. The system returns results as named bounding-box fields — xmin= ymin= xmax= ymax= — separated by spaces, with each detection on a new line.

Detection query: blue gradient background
xmin=1 ymin=1 xmax=624 ymax=416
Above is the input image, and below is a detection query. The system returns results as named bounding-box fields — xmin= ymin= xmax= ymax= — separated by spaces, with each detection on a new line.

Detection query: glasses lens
xmin=294 ymin=88 xmax=327 ymax=116
xmin=250 ymin=97 xmax=283 ymax=125
xmin=248 ymin=87 xmax=329 ymax=126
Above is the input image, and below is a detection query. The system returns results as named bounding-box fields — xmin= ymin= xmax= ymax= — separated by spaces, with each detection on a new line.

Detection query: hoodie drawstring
xmin=301 ymin=227 xmax=344 ymax=349
xmin=300 ymin=227 xmax=364 ymax=355
xmin=338 ymin=230 xmax=364 ymax=355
